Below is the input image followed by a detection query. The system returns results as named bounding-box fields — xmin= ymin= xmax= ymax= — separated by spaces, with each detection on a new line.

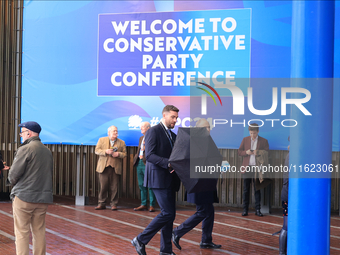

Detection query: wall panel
xmin=0 ymin=1 xmax=339 ymax=212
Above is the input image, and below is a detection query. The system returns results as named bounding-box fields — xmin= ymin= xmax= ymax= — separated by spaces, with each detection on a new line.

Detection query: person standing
xmin=0 ymin=151 xmax=9 ymax=178
xmin=172 ymin=118 xmax=221 ymax=250
xmin=95 ymin=125 xmax=127 ymax=211
xmin=133 ymin=121 xmax=156 ymax=212
xmin=238 ymin=123 xmax=269 ymax=217
xmin=131 ymin=105 xmax=181 ymax=255
xmin=7 ymin=121 xmax=53 ymax=255
xmin=279 ymin=142 xmax=289 ymax=255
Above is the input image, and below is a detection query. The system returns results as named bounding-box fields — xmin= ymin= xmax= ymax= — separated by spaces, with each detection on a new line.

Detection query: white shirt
xmin=139 ymin=137 xmax=145 ymax=157
xmin=161 ymin=119 xmax=173 ymax=147
xmin=161 ymin=119 xmax=169 ymax=131
xmin=110 ymin=139 xmax=116 ymax=148
xmin=249 ymin=136 xmax=258 ymax=166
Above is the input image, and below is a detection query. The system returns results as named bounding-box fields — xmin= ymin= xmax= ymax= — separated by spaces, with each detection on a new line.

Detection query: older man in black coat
xmin=171 ymin=118 xmax=221 ymax=251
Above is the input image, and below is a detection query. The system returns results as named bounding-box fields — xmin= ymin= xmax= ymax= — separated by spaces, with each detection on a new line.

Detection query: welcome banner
xmin=98 ymin=9 xmax=251 ymax=96
xmin=21 ymin=1 xmax=340 ymax=150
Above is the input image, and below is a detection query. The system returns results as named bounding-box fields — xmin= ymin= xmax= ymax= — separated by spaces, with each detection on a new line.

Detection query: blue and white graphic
xmin=21 ymin=0 xmax=340 ymax=150
xmin=98 ymin=9 xmax=251 ymax=96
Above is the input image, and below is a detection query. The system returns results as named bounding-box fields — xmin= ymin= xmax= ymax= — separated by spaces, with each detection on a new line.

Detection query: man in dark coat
xmin=133 ymin=121 xmax=156 ymax=212
xmin=172 ymin=119 xmax=222 ymax=250
xmin=131 ymin=105 xmax=181 ymax=255
xmin=7 ymin=121 xmax=53 ymax=255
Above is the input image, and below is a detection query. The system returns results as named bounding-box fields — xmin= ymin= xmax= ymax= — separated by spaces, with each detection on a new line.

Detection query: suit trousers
xmin=136 ymin=160 xmax=155 ymax=206
xmin=138 ymin=187 xmax=176 ymax=253
xmin=174 ymin=203 xmax=214 ymax=243
xmin=98 ymin=166 xmax=119 ymax=206
xmin=243 ymin=178 xmax=261 ymax=210
xmin=12 ymin=196 xmax=48 ymax=255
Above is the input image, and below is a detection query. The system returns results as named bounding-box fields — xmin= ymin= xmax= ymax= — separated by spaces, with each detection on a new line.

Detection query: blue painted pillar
xmin=289 ymin=1 xmax=334 ymax=254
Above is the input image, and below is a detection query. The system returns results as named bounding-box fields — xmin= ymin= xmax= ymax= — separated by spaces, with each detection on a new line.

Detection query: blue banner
xmin=21 ymin=1 xmax=340 ymax=150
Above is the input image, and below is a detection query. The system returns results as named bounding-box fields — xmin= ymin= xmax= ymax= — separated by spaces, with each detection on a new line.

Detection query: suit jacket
xmin=144 ymin=123 xmax=180 ymax=191
xmin=133 ymin=136 xmax=146 ymax=167
xmin=238 ymin=136 xmax=269 ymax=167
xmin=187 ymin=190 xmax=219 ymax=205
xmin=95 ymin=137 xmax=127 ymax=174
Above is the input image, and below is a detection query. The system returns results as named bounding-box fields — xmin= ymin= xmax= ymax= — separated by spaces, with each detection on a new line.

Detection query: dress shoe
xmin=255 ymin=210 xmax=263 ymax=217
xmin=94 ymin=205 xmax=106 ymax=210
xmin=279 ymin=228 xmax=287 ymax=255
xmin=159 ymin=252 xmax=176 ymax=255
xmin=172 ymin=232 xmax=181 ymax=250
xmin=149 ymin=206 xmax=155 ymax=212
xmin=111 ymin=206 xmax=118 ymax=211
xmin=134 ymin=205 xmax=147 ymax=211
xmin=200 ymin=242 xmax=222 ymax=249
xmin=131 ymin=237 xmax=146 ymax=255
xmin=242 ymin=209 xmax=248 ymax=216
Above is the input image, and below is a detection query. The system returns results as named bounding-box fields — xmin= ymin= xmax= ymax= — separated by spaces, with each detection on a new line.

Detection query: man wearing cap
xmin=7 ymin=121 xmax=53 ymax=255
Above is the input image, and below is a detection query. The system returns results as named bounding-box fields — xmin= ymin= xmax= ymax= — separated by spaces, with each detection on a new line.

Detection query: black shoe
xmin=131 ymin=237 xmax=146 ymax=255
xmin=172 ymin=232 xmax=181 ymax=250
xmin=242 ymin=209 xmax=248 ymax=216
xmin=159 ymin=252 xmax=176 ymax=255
xmin=255 ymin=210 xmax=263 ymax=217
xmin=279 ymin=229 xmax=287 ymax=255
xmin=200 ymin=242 xmax=222 ymax=249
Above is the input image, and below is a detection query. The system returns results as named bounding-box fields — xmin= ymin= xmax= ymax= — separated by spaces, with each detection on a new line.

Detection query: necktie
xmin=167 ymin=129 xmax=173 ymax=148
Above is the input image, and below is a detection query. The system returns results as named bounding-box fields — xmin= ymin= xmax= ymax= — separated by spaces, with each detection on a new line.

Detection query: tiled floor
xmin=1 ymin=197 xmax=340 ymax=255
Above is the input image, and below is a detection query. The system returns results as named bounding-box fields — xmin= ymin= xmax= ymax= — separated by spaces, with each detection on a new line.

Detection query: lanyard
xmin=160 ymin=122 xmax=174 ymax=148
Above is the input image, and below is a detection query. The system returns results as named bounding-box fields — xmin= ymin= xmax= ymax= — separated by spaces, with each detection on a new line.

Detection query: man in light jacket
xmin=7 ymin=121 xmax=53 ymax=255
xmin=95 ymin=125 xmax=127 ymax=210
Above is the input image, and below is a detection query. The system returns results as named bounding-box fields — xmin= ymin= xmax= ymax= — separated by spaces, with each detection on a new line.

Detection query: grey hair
xmin=107 ymin=125 xmax=117 ymax=134
xmin=141 ymin=122 xmax=151 ymax=128
xmin=195 ymin=118 xmax=210 ymax=128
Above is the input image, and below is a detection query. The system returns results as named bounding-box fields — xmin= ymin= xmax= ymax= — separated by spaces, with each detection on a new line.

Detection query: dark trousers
xmin=174 ymin=203 xmax=214 ymax=243
xmin=243 ymin=178 xmax=261 ymax=210
xmin=98 ymin=166 xmax=119 ymax=206
xmin=138 ymin=187 xmax=176 ymax=253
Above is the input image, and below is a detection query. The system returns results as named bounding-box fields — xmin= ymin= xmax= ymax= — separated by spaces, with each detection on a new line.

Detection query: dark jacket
xmin=133 ymin=135 xmax=146 ymax=167
xmin=144 ymin=122 xmax=180 ymax=191
xmin=238 ymin=135 xmax=269 ymax=167
xmin=8 ymin=136 xmax=53 ymax=203
xmin=187 ymin=190 xmax=219 ymax=205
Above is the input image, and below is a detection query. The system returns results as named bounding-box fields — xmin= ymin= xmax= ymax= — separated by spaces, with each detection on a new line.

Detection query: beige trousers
xmin=12 ymin=196 xmax=48 ymax=255
xmin=98 ymin=166 xmax=119 ymax=206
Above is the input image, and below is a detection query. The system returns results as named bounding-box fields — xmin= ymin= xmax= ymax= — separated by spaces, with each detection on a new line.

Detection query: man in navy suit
xmin=172 ymin=118 xmax=221 ymax=251
xmin=132 ymin=105 xmax=181 ymax=255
